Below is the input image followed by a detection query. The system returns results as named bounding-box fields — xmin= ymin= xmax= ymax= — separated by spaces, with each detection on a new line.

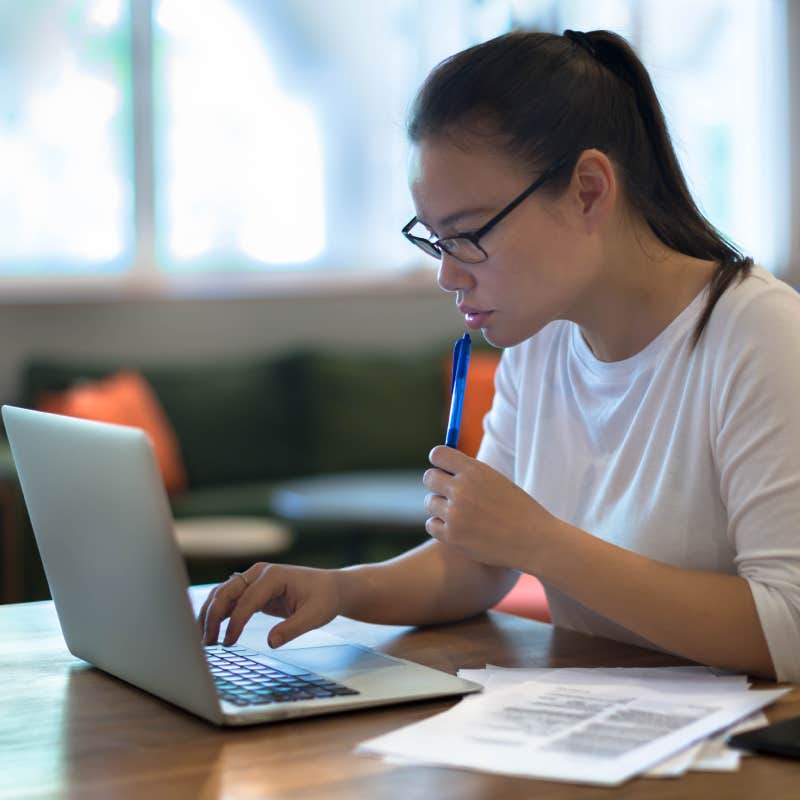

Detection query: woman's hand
xmin=423 ymin=445 xmax=560 ymax=571
xmin=198 ymin=563 xmax=343 ymax=649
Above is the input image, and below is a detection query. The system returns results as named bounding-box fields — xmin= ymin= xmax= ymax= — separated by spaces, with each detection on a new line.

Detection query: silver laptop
xmin=2 ymin=405 xmax=480 ymax=726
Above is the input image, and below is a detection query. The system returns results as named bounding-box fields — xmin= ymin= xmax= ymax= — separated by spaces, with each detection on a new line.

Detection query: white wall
xmin=0 ymin=283 xmax=458 ymax=405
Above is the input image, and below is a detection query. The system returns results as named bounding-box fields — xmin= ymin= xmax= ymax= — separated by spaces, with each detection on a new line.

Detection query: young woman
xmin=200 ymin=30 xmax=800 ymax=682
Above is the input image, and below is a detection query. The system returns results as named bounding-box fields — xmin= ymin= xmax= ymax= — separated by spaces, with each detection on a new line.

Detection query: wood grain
xmin=1 ymin=596 xmax=798 ymax=799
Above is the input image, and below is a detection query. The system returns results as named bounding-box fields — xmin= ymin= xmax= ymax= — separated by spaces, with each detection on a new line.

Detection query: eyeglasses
xmin=402 ymin=155 xmax=570 ymax=264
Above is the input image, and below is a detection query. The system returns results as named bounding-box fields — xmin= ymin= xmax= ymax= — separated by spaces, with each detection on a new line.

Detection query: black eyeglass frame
xmin=402 ymin=154 xmax=571 ymax=262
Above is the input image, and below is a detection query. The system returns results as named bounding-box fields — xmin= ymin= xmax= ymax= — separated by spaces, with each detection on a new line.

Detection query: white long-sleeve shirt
xmin=477 ymin=265 xmax=800 ymax=682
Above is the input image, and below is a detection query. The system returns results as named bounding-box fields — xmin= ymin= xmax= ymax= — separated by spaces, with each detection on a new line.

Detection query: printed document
xmin=358 ymin=674 xmax=787 ymax=786
xmin=455 ymin=665 xmax=763 ymax=775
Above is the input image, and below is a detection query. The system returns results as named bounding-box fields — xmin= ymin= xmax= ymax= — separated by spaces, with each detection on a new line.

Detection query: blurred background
xmin=1 ymin=0 xmax=798 ymax=607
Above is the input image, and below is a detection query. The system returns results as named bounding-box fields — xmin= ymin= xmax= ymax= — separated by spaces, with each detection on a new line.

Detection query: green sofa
xmin=3 ymin=346 xmax=450 ymax=601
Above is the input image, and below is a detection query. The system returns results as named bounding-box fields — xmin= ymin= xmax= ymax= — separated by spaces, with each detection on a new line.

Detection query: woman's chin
xmin=481 ymin=328 xmax=517 ymax=349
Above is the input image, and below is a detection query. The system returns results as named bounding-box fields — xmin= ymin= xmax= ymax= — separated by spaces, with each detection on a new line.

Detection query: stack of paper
xmin=358 ymin=666 xmax=787 ymax=786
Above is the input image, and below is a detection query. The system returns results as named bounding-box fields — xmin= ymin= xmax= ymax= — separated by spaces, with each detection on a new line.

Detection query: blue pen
xmin=445 ymin=333 xmax=471 ymax=448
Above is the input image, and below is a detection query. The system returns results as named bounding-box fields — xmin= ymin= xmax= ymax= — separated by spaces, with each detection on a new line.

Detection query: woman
xmin=200 ymin=30 xmax=800 ymax=682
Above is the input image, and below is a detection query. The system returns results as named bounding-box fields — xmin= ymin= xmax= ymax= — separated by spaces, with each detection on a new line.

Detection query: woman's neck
xmin=575 ymin=223 xmax=718 ymax=362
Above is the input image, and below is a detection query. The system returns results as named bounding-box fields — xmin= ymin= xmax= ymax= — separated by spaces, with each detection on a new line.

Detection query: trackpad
xmin=272 ymin=645 xmax=401 ymax=677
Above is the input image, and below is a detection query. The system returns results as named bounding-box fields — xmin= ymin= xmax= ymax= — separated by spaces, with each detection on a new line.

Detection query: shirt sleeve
xmin=711 ymin=282 xmax=800 ymax=682
xmin=476 ymin=346 xmax=518 ymax=481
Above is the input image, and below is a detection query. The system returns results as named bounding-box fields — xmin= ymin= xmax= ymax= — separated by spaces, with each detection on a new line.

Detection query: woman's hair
xmin=407 ymin=29 xmax=752 ymax=347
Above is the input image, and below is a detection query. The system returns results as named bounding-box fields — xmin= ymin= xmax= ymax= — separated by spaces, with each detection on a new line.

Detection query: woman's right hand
xmin=198 ymin=563 xmax=344 ymax=649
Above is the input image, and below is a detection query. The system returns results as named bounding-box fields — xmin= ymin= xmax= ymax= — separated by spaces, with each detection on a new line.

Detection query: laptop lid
xmin=2 ymin=405 xmax=224 ymax=724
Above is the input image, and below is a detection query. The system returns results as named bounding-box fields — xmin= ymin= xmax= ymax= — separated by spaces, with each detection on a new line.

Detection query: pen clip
xmin=450 ymin=334 xmax=471 ymax=392
xmin=450 ymin=337 xmax=463 ymax=393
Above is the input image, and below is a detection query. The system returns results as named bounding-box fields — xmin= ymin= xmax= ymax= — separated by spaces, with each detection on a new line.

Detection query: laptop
xmin=2 ymin=405 xmax=481 ymax=726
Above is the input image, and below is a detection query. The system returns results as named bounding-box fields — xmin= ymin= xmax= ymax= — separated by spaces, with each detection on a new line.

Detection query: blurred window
xmin=153 ymin=1 xmax=325 ymax=270
xmin=0 ymin=0 xmax=792 ymax=292
xmin=0 ymin=0 xmax=134 ymax=277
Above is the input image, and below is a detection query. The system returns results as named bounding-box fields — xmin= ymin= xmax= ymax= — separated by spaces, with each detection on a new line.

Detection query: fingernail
xmin=269 ymin=634 xmax=282 ymax=648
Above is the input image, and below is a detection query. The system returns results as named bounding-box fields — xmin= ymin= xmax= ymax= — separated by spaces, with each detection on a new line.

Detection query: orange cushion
xmin=37 ymin=371 xmax=188 ymax=495
xmin=493 ymin=573 xmax=551 ymax=623
xmin=445 ymin=350 xmax=501 ymax=457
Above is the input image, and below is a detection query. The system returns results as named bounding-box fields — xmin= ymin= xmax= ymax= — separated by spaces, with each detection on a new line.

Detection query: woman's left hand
xmin=423 ymin=445 xmax=559 ymax=571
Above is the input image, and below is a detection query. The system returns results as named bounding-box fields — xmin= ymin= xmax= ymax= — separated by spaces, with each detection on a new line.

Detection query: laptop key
xmin=307 ymin=687 xmax=336 ymax=698
xmin=205 ymin=644 xmax=361 ymax=702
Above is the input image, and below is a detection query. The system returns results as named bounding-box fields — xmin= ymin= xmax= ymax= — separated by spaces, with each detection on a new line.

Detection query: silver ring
xmin=230 ymin=571 xmax=251 ymax=588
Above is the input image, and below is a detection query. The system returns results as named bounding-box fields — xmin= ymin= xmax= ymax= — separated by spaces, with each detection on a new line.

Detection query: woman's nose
xmin=437 ymin=253 xmax=473 ymax=293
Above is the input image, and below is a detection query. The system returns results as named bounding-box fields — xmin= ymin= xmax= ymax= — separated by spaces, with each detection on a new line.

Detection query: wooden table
xmin=1 ymin=595 xmax=798 ymax=799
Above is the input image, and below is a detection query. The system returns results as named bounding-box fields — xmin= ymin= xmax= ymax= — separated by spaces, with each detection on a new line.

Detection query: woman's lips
xmin=463 ymin=310 xmax=493 ymax=329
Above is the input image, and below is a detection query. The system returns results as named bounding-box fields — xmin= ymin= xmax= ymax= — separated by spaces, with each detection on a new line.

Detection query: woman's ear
xmin=567 ymin=148 xmax=617 ymax=232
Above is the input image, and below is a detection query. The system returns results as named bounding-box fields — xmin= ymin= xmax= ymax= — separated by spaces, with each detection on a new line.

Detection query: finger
xmin=199 ymin=579 xmax=232 ymax=627
xmin=202 ymin=572 xmax=253 ymax=644
xmin=203 ymin=591 xmax=241 ymax=644
xmin=424 ymin=492 xmax=448 ymax=519
xmin=425 ymin=515 xmax=447 ymax=542
xmin=268 ymin=599 xmax=328 ymax=648
xmin=198 ymin=584 xmax=220 ymax=632
xmin=422 ymin=467 xmax=451 ymax=496
xmin=223 ymin=566 xmax=285 ymax=646
xmin=429 ymin=444 xmax=470 ymax=474
xmin=201 ymin=584 xmax=232 ymax=644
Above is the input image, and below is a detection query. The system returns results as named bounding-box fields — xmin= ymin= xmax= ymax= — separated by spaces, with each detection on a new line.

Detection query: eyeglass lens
xmin=438 ymin=237 xmax=485 ymax=263
xmin=407 ymin=223 xmax=487 ymax=263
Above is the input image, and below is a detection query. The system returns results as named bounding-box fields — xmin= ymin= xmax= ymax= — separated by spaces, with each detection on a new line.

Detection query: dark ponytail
xmin=408 ymin=30 xmax=752 ymax=347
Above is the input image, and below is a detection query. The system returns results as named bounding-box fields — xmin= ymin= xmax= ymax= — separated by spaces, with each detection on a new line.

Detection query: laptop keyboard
xmin=205 ymin=644 xmax=360 ymax=707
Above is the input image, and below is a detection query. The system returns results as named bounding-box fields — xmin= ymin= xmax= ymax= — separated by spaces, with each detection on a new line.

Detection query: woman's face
xmin=408 ymin=136 xmax=601 ymax=348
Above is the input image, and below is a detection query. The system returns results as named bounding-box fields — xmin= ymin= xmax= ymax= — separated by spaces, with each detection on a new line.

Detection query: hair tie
xmin=563 ymin=29 xmax=635 ymax=91
xmin=563 ymin=29 xmax=597 ymax=58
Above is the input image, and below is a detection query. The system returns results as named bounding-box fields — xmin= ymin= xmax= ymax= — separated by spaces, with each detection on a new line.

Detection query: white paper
xmin=476 ymin=665 xmax=749 ymax=694
xmin=359 ymin=678 xmax=788 ymax=786
xmin=644 ymin=740 xmax=705 ymax=777
xmin=690 ymin=712 xmax=768 ymax=771
xmin=453 ymin=665 xmax=756 ymax=778
xmin=642 ymin=712 xmax=767 ymax=776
